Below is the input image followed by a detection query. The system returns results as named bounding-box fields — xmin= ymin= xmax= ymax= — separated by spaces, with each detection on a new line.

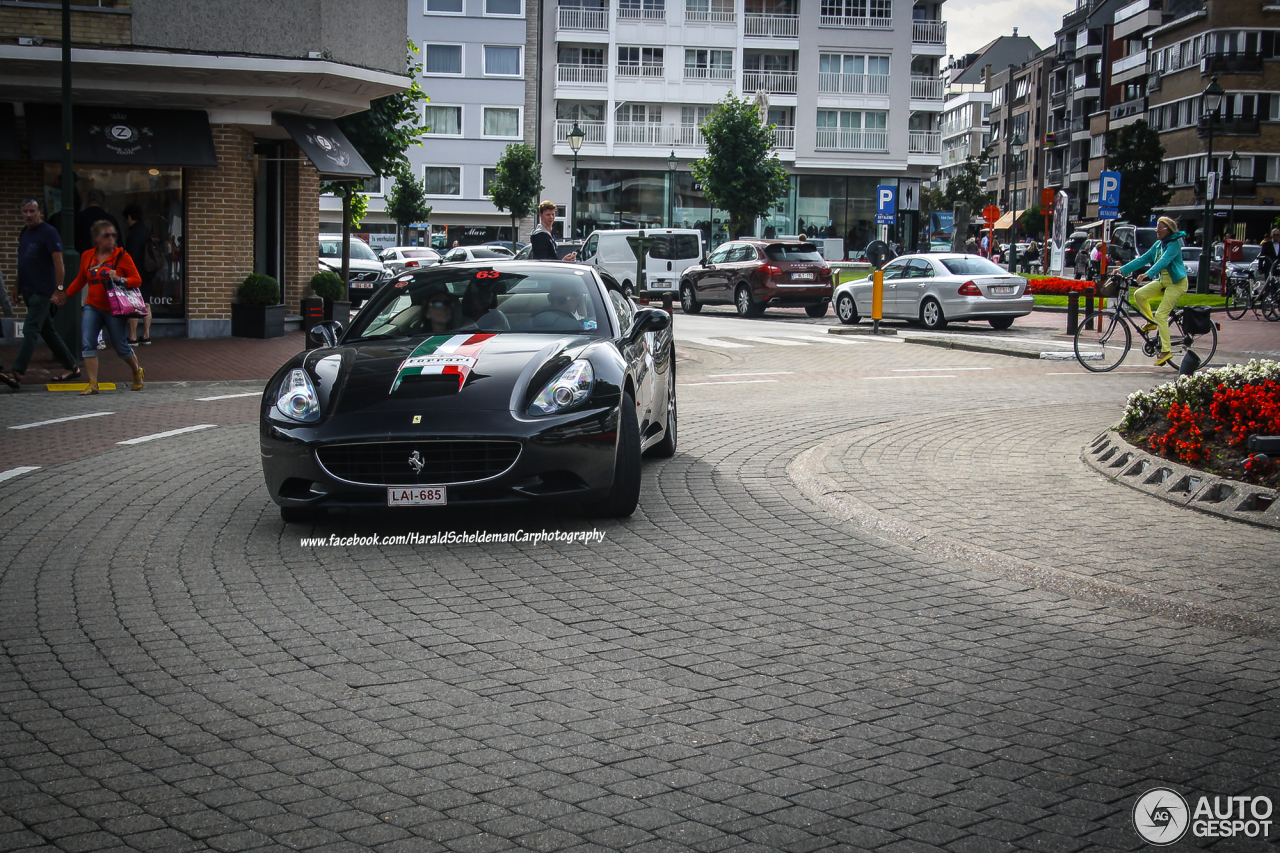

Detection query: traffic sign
xmin=982 ymin=205 xmax=1001 ymax=224
xmin=1100 ymin=207 xmax=1119 ymax=220
xmin=1041 ymin=188 xmax=1056 ymax=208
xmin=875 ymin=185 xmax=897 ymax=225
xmin=1099 ymin=170 xmax=1121 ymax=209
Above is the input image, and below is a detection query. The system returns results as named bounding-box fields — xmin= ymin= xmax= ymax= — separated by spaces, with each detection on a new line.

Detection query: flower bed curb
xmin=1083 ymin=430 xmax=1280 ymax=529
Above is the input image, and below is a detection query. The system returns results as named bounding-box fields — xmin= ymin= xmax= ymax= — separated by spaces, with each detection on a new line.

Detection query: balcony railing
xmin=555 ymin=119 xmax=607 ymax=144
xmin=558 ymin=6 xmax=609 ymax=29
xmin=1197 ymin=117 xmax=1261 ymax=137
xmin=1195 ymin=177 xmax=1258 ymax=201
xmin=911 ymin=20 xmax=946 ymax=44
xmin=820 ymin=14 xmax=892 ymax=28
xmin=772 ymin=126 xmax=795 ymax=149
xmin=908 ymin=130 xmax=942 ymax=154
xmin=617 ymin=63 xmax=665 ymax=77
xmin=1050 ymin=89 xmax=1067 ymax=107
xmin=1202 ymin=53 xmax=1264 ymax=74
xmin=617 ymin=4 xmax=665 ymax=18
xmin=685 ymin=7 xmax=736 ymax=22
xmin=817 ymin=72 xmax=889 ymax=95
xmin=815 ymin=128 xmax=888 ymax=151
xmin=910 ymin=76 xmax=944 ymax=100
xmin=1109 ymin=96 xmax=1145 ymax=121
xmin=557 ymin=63 xmax=607 ymax=84
xmin=743 ymin=70 xmax=798 ymax=93
xmin=1112 ymin=49 xmax=1147 ymax=76
xmin=744 ymin=12 xmax=799 ymax=37
xmin=684 ymin=65 xmax=734 ymax=80
xmin=1046 ymin=166 xmax=1065 ymax=185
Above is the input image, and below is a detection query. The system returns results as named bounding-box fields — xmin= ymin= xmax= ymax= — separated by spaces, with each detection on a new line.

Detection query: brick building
xmin=0 ymin=0 xmax=408 ymax=339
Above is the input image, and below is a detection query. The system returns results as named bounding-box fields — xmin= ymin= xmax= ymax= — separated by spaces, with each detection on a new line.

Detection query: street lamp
xmin=567 ymin=122 xmax=585 ymax=240
xmin=667 ymin=150 xmax=678 ymax=228
xmin=1228 ymin=150 xmax=1241 ymax=241
xmin=1197 ymin=76 xmax=1224 ymax=293
xmin=1010 ymin=133 xmax=1024 ymax=273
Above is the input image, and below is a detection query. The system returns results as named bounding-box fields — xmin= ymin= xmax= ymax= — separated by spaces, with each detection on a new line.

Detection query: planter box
xmin=231 ymin=303 xmax=285 ymax=339
xmin=324 ymin=300 xmax=351 ymax=325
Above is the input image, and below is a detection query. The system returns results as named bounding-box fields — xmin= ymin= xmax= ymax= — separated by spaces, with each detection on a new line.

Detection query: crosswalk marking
xmin=118 ymin=424 xmax=217 ymax=446
xmin=680 ymin=333 xmax=868 ymax=350
xmin=681 ymin=338 xmax=752 ymax=348
xmin=9 ymin=412 xmax=114 ymax=430
xmin=728 ymin=336 xmax=812 ymax=346
xmin=0 ymin=466 xmax=40 ymax=483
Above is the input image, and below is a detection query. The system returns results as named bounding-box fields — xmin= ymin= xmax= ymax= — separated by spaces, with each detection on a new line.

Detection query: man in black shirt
xmin=122 ymin=205 xmax=153 ymax=344
xmin=529 ymin=201 xmax=577 ymax=261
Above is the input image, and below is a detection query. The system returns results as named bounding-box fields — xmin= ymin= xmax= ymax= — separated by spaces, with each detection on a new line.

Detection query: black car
xmin=261 ymin=260 xmax=676 ymax=522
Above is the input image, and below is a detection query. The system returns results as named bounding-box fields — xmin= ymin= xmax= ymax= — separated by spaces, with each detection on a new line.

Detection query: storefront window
xmin=44 ymin=164 xmax=185 ymax=319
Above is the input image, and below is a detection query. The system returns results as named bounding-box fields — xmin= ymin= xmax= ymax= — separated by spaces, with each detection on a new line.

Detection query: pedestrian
xmin=965 ymin=235 xmax=978 ymax=254
xmin=1260 ymin=228 xmax=1280 ymax=278
xmin=74 ymin=190 xmax=119 ymax=255
xmin=980 ymin=233 xmax=989 ymax=257
xmin=1117 ymin=216 xmax=1188 ymax=367
xmin=53 ymin=219 xmax=145 ymax=395
xmin=1 ymin=199 xmax=81 ymax=391
xmin=529 ymin=201 xmax=577 ymax=261
xmin=122 ymin=205 xmax=154 ymax=345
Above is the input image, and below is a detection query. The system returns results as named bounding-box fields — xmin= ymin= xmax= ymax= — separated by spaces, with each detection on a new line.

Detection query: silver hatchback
xmin=834 ymin=253 xmax=1034 ymax=330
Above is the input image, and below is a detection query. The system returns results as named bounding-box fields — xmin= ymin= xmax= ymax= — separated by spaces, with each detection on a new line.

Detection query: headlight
xmin=528 ymin=360 xmax=593 ymax=416
xmin=273 ymin=368 xmax=321 ymax=423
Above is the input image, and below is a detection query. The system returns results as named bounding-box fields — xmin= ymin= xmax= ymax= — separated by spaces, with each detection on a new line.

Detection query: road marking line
xmin=680 ymin=338 xmax=753 ymax=349
xmin=679 ymin=379 xmax=780 ymax=386
xmin=118 ymin=424 xmax=217 ymax=445
xmin=0 ymin=466 xmax=40 ymax=483
xmin=797 ymin=335 xmax=863 ymax=344
xmin=863 ymin=375 xmax=957 ymax=380
xmin=196 ymin=392 xmax=261 ymax=401
xmin=730 ymin=336 xmax=811 ymax=346
xmin=9 ymin=412 xmax=114 ymax=430
xmin=891 ymin=367 xmax=993 ymax=372
xmin=707 ymin=371 xmax=794 ymax=377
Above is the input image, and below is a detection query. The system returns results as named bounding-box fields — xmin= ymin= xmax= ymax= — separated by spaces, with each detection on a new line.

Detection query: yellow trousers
xmin=1133 ymin=272 xmax=1188 ymax=353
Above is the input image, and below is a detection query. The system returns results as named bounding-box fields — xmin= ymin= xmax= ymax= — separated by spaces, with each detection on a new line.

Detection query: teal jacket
xmin=1119 ymin=231 xmax=1188 ymax=283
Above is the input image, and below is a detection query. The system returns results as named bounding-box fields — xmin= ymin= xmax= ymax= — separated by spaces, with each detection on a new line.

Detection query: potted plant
xmin=231 ymin=273 xmax=284 ymax=339
xmin=310 ymin=270 xmax=350 ymax=324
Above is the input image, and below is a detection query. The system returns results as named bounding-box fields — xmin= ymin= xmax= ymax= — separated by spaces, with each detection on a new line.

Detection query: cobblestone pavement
xmin=1 ymin=313 xmax=1277 ymax=852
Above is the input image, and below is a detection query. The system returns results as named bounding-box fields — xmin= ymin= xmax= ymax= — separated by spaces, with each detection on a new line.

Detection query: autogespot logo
xmin=1133 ymin=788 xmax=1190 ymax=846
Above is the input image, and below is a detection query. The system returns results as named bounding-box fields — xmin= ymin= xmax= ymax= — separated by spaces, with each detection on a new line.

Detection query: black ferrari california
xmin=260 ymin=261 xmax=676 ymax=522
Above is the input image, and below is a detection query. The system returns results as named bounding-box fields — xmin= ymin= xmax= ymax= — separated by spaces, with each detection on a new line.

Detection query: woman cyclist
xmin=1116 ymin=216 xmax=1188 ymax=367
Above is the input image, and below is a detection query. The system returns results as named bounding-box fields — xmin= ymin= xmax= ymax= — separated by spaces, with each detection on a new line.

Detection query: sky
xmin=943 ymin=0 xmax=1077 ymax=63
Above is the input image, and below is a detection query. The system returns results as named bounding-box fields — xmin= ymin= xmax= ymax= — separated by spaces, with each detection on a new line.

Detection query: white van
xmin=580 ymin=229 xmax=704 ymax=296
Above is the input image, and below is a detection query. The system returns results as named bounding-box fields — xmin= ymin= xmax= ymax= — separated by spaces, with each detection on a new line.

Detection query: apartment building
xmin=539 ymin=0 xmax=948 ymax=253
xmin=1144 ymin=0 xmax=1280 ymax=241
xmin=985 ymin=46 xmax=1055 ymax=219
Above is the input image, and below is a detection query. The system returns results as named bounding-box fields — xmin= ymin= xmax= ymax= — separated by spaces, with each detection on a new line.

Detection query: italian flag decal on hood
xmin=391 ymin=333 xmax=496 ymax=394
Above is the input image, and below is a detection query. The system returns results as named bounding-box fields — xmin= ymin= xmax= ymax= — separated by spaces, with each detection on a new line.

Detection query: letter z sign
xmin=1099 ymin=171 xmax=1121 ymax=220
xmin=875 ymin=185 xmax=897 ymax=225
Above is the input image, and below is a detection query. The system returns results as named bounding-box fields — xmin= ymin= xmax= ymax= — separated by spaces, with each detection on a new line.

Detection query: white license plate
xmin=387 ymin=486 xmax=447 ymax=506
xmin=351 ymin=281 xmax=374 ymax=289
xmin=990 ymin=285 xmax=1014 ymax=294
xmin=792 ymin=272 xmax=814 ymax=281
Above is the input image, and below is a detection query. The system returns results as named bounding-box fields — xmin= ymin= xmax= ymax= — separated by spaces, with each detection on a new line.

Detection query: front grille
xmin=316 ymin=440 xmax=521 ymax=486
xmin=351 ymin=271 xmax=380 ymax=282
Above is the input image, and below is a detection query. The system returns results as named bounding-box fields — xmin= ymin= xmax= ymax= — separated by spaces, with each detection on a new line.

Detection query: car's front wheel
xmin=920 ymin=297 xmax=947 ymax=330
xmin=736 ymin=285 xmax=764 ymax=318
xmin=836 ymin=293 xmax=859 ymax=325
xmin=598 ymin=392 xmax=641 ymax=517
xmin=680 ymin=282 xmax=702 ymax=314
xmin=805 ymin=303 xmax=828 ymax=318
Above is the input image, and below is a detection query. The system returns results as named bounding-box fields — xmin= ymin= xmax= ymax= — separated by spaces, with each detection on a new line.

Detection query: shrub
xmin=1022 ymin=275 xmax=1094 ymax=295
xmin=310 ymin=271 xmax=346 ymax=302
xmin=238 ymin=273 xmax=280 ymax=306
xmin=1118 ymin=359 xmax=1280 ymax=431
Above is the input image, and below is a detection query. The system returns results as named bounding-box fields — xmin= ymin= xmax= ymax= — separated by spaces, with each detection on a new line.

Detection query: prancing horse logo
xmin=408 ymin=451 xmax=424 ymax=475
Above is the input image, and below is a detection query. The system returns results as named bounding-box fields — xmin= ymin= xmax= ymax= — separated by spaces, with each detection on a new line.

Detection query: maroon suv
xmin=679 ymin=240 xmax=834 ymax=318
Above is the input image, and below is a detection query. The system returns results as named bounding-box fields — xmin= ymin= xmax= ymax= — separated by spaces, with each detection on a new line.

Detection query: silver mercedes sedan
xmin=833 ymin=253 xmax=1035 ymax=330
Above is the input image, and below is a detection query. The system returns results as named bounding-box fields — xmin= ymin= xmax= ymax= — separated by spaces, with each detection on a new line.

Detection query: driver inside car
xmin=460 ymin=280 xmax=511 ymax=331
xmin=538 ymin=280 xmax=596 ymax=330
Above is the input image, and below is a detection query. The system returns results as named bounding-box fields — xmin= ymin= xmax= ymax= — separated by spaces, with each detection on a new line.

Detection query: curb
xmin=900 ymin=336 xmax=1046 ymax=359
xmin=827 ymin=326 xmax=898 ymax=337
xmin=1082 ymin=430 xmax=1280 ymax=530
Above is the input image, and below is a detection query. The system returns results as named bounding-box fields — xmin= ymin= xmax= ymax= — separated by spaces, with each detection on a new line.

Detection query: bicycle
xmin=1224 ymin=270 xmax=1253 ymax=320
xmin=1256 ymin=268 xmax=1280 ymax=322
xmin=1073 ymin=273 xmax=1219 ymax=373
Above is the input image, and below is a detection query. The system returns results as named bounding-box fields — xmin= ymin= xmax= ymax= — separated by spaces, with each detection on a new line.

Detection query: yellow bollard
xmin=872 ymin=269 xmax=884 ymax=334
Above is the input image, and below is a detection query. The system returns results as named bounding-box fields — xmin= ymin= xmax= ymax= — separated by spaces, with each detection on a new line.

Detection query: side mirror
xmin=624 ymin=306 xmax=670 ymax=345
xmin=309 ymin=320 xmax=344 ymax=348
xmin=701 ymin=256 xmax=708 ymax=266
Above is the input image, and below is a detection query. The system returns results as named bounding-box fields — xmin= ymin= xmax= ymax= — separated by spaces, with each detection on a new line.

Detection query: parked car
xmin=514 ymin=240 xmax=582 ymax=261
xmin=1063 ymin=231 xmax=1088 ymax=270
xmin=680 ymin=239 xmax=833 ymax=318
xmin=833 ymin=253 xmax=1034 ymax=330
xmin=1182 ymin=246 xmax=1202 ymax=281
xmin=318 ymin=234 xmax=391 ymax=308
xmin=262 ymin=260 xmax=675 ymax=522
xmin=439 ymin=245 xmax=515 ymax=264
xmin=578 ymin=229 xmax=704 ymax=298
xmin=379 ymin=246 xmax=441 ymax=274
xmin=1208 ymin=242 xmax=1261 ymax=282
xmin=483 ymin=240 xmax=526 ymax=254
xmin=1111 ymin=224 xmax=1158 ymax=266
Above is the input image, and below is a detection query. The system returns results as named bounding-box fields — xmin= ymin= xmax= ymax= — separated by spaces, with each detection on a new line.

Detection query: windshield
xmin=765 ymin=243 xmax=823 ymax=262
xmin=1182 ymin=247 xmax=1201 ymax=261
xmin=1239 ymin=245 xmax=1261 ymax=262
xmin=320 ymin=238 xmax=379 ymax=261
xmin=347 ymin=265 xmax=609 ymax=341
xmin=1134 ymin=229 xmax=1158 ymax=254
xmin=940 ymin=257 xmax=1006 ymax=275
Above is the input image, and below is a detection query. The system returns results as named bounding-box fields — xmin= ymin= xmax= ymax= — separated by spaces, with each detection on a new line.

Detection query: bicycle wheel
xmin=1225 ymin=279 xmax=1251 ymax=320
xmin=1074 ymin=309 xmax=1131 ymax=372
xmin=1168 ymin=314 xmax=1218 ymax=373
xmin=1262 ymin=280 xmax=1280 ymax=322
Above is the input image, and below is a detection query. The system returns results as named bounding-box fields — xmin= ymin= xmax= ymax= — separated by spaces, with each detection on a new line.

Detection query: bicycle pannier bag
xmin=1183 ymin=305 xmax=1213 ymax=335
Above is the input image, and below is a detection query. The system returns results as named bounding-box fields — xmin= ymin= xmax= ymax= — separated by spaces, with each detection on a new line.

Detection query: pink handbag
xmin=107 ymin=284 xmax=149 ymax=318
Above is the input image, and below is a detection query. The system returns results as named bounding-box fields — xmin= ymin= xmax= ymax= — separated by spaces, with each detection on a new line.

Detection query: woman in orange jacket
xmin=52 ymin=219 xmax=145 ymax=395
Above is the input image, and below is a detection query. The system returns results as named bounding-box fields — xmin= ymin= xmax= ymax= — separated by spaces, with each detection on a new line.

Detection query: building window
xmin=486 ymin=0 xmax=521 ymax=13
xmin=423 ymin=105 xmax=462 ymax=135
xmin=426 ymin=0 xmax=463 ymax=13
xmin=815 ymin=109 xmax=887 ymax=150
xmin=424 ymin=44 xmax=463 ymax=75
xmin=483 ymin=107 xmax=521 ymax=137
xmin=483 ymin=168 xmax=498 ymax=195
xmin=817 ymin=54 xmax=889 ymax=94
xmin=424 ymin=166 xmax=461 ymax=196
xmin=618 ymin=46 xmax=664 ymax=76
xmin=686 ymin=0 xmax=735 ymax=22
xmin=484 ymin=45 xmax=522 ymax=76
xmin=684 ymin=49 xmax=734 ymax=80
xmin=619 ymin=0 xmax=665 ymax=19
xmin=819 ymin=0 xmax=891 ymax=26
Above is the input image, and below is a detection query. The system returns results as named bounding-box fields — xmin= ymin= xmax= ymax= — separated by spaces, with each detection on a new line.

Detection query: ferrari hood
xmin=326 ymin=333 xmax=593 ymax=414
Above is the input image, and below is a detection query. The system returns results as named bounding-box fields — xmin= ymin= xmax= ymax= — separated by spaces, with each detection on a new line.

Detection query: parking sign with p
xmin=1099 ymin=170 xmax=1121 ymax=219
xmin=875 ymin=185 xmax=897 ymax=225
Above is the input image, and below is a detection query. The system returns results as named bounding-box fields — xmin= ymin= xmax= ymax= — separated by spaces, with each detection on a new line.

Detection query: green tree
xmin=691 ymin=94 xmax=790 ymax=238
xmin=944 ymin=145 xmax=995 ymax=216
xmin=385 ymin=170 xmax=433 ymax=244
xmin=1105 ymin=120 xmax=1171 ymax=224
xmin=1017 ymin=204 xmax=1044 ymax=238
xmin=488 ymin=143 xmax=543 ymax=241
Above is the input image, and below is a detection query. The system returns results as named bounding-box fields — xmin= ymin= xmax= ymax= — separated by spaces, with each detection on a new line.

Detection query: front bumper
xmin=262 ymin=406 xmax=620 ymax=511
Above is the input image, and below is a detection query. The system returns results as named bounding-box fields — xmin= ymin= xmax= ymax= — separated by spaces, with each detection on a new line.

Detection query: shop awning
xmin=274 ymin=113 xmax=373 ymax=179
xmin=24 ymin=104 xmax=218 ymax=167
xmin=991 ymin=211 xmax=1015 ymax=230
xmin=1077 ymin=219 xmax=1107 ymax=231
xmin=0 ymin=103 xmax=18 ymax=161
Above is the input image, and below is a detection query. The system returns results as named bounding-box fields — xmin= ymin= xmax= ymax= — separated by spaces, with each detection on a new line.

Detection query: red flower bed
xmin=1023 ymin=276 xmax=1095 ymax=295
